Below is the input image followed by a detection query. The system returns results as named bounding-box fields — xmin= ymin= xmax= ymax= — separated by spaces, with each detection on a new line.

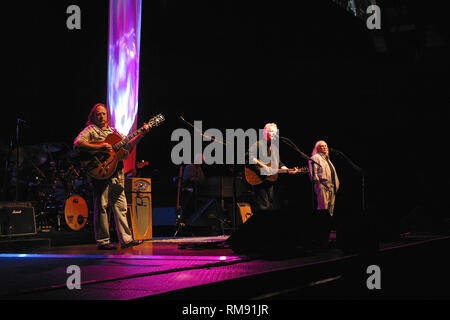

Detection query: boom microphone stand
xmin=330 ymin=148 xmax=366 ymax=212
xmin=280 ymin=137 xmax=321 ymax=167
xmin=279 ymin=136 xmax=321 ymax=211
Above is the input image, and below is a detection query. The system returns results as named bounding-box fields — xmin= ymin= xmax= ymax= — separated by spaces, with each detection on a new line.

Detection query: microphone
xmin=179 ymin=116 xmax=185 ymax=122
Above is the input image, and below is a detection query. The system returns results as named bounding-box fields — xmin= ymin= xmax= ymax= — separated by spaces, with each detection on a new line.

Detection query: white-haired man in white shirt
xmin=309 ymin=140 xmax=339 ymax=248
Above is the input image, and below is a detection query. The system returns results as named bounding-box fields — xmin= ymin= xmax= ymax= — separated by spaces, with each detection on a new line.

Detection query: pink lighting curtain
xmin=107 ymin=0 xmax=142 ymax=175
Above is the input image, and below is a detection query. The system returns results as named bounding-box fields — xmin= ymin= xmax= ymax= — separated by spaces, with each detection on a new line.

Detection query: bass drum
xmin=64 ymin=194 xmax=89 ymax=231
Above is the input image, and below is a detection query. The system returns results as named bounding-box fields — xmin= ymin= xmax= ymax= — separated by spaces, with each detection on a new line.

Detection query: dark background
xmin=2 ymin=0 xmax=449 ymax=237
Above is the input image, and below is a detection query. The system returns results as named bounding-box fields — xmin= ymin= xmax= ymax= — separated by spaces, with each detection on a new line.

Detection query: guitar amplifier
xmin=125 ymin=178 xmax=152 ymax=241
xmin=125 ymin=178 xmax=151 ymax=193
xmin=237 ymin=202 xmax=253 ymax=224
xmin=0 ymin=202 xmax=36 ymax=237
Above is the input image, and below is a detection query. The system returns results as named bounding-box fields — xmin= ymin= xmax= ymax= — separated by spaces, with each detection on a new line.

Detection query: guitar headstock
xmin=149 ymin=114 xmax=165 ymax=127
xmin=137 ymin=160 xmax=149 ymax=169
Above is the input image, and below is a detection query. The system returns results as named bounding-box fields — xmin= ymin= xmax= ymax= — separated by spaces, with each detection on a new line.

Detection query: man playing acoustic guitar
xmin=74 ymin=103 xmax=151 ymax=250
xmin=247 ymin=123 xmax=301 ymax=212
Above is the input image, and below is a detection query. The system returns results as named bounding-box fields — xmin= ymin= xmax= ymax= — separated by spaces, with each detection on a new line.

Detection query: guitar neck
xmin=112 ymin=114 xmax=164 ymax=152
xmin=277 ymin=167 xmax=308 ymax=174
xmin=113 ymin=126 xmax=145 ymax=152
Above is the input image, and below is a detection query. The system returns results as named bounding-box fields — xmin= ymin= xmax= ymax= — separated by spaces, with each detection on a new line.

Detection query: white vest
xmin=309 ymin=153 xmax=340 ymax=192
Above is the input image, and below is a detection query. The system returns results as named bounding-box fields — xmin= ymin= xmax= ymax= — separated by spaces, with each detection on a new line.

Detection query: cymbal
xmin=66 ymin=150 xmax=79 ymax=159
xmin=10 ymin=145 xmax=48 ymax=167
xmin=41 ymin=142 xmax=64 ymax=153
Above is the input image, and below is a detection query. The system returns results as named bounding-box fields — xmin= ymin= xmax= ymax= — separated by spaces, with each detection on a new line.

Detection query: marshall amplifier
xmin=0 ymin=203 xmax=37 ymax=237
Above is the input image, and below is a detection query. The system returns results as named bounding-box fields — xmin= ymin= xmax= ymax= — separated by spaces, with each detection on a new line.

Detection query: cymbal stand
xmin=185 ymin=198 xmax=224 ymax=236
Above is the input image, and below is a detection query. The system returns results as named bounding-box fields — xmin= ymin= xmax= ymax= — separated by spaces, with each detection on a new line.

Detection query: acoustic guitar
xmin=81 ymin=114 xmax=165 ymax=180
xmin=245 ymin=162 xmax=308 ymax=186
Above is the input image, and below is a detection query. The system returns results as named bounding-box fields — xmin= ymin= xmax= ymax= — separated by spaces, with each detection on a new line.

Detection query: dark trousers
xmin=253 ymin=181 xmax=280 ymax=212
xmin=312 ymin=209 xmax=332 ymax=247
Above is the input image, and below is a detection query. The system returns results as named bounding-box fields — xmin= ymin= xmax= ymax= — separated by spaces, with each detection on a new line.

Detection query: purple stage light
xmin=107 ymin=0 xmax=142 ymax=173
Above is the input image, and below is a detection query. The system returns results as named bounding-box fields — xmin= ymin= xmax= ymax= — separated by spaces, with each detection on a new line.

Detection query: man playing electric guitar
xmin=73 ymin=103 xmax=151 ymax=250
xmin=247 ymin=123 xmax=301 ymax=212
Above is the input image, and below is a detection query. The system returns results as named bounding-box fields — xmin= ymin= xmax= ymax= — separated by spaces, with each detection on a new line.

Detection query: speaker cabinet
xmin=0 ymin=202 xmax=36 ymax=237
xmin=126 ymin=178 xmax=152 ymax=241
xmin=226 ymin=210 xmax=275 ymax=253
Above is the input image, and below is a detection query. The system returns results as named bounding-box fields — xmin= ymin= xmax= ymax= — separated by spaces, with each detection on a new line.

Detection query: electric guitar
xmin=80 ymin=114 xmax=165 ymax=180
xmin=124 ymin=160 xmax=150 ymax=177
xmin=245 ymin=161 xmax=308 ymax=186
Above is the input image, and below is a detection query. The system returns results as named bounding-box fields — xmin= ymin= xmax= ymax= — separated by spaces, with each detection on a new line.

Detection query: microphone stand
xmin=280 ymin=136 xmax=321 ymax=167
xmin=179 ymin=116 xmax=226 ymax=146
xmin=178 ymin=116 xmax=236 ymax=233
xmin=15 ymin=118 xmax=30 ymax=202
xmin=15 ymin=119 xmax=21 ymax=202
xmin=331 ymin=149 xmax=366 ymax=212
xmin=280 ymin=136 xmax=321 ymax=212
xmin=2 ymin=140 xmax=12 ymax=201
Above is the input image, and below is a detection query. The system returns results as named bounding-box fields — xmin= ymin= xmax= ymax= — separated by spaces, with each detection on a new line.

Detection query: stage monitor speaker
xmin=226 ymin=209 xmax=300 ymax=254
xmin=0 ymin=203 xmax=36 ymax=237
xmin=237 ymin=202 xmax=253 ymax=224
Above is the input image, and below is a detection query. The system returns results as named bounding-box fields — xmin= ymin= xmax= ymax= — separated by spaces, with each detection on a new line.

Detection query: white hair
xmin=264 ymin=123 xmax=277 ymax=131
xmin=312 ymin=140 xmax=327 ymax=156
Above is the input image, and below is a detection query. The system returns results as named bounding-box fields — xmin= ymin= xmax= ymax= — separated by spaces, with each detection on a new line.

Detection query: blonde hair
xmin=86 ymin=103 xmax=111 ymax=127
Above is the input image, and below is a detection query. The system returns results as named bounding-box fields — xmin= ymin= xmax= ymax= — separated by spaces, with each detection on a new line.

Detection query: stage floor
xmin=1 ymin=233 xmax=450 ymax=301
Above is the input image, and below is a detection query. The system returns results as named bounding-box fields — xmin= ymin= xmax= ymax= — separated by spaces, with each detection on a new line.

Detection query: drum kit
xmin=5 ymin=142 xmax=91 ymax=232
